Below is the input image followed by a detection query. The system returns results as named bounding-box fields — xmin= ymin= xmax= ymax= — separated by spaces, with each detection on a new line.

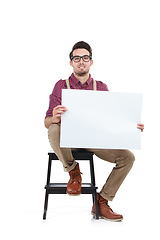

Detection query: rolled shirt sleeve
xmin=45 ymin=80 xmax=66 ymax=118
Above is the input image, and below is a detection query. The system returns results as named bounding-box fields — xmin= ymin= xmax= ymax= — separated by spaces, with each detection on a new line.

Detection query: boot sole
xmin=67 ymin=192 xmax=81 ymax=196
xmin=91 ymin=211 xmax=123 ymax=222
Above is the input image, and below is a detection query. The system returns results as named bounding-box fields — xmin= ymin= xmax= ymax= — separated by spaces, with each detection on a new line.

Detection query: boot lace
xmin=70 ymin=170 xmax=82 ymax=180
xmin=99 ymin=199 xmax=113 ymax=212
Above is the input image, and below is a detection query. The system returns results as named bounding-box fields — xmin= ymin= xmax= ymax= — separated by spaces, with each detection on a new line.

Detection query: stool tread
xmin=45 ymin=183 xmax=97 ymax=189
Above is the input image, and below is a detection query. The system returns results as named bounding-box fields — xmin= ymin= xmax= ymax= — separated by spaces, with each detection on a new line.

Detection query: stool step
xmin=45 ymin=183 xmax=98 ymax=194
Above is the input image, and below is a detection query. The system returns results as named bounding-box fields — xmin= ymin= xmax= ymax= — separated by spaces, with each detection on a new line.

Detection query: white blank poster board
xmin=60 ymin=89 xmax=143 ymax=149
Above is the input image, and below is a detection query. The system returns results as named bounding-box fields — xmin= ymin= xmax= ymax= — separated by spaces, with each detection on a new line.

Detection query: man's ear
xmin=70 ymin=60 xmax=73 ymax=67
xmin=90 ymin=59 xmax=93 ymax=66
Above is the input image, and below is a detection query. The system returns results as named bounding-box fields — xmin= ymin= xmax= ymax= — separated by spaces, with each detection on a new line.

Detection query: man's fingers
xmin=56 ymin=110 xmax=66 ymax=114
xmin=56 ymin=114 xmax=61 ymax=118
xmin=54 ymin=105 xmax=67 ymax=110
xmin=137 ymin=123 xmax=144 ymax=132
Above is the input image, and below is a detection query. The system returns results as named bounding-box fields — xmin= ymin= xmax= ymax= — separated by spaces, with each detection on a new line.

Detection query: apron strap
xmin=66 ymin=79 xmax=70 ymax=89
xmin=93 ymin=79 xmax=97 ymax=91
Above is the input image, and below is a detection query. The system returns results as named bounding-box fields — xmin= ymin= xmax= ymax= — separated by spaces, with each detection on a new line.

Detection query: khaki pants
xmin=48 ymin=123 xmax=135 ymax=201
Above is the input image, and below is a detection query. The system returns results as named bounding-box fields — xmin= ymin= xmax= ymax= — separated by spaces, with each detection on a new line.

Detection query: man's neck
xmin=73 ymin=72 xmax=90 ymax=85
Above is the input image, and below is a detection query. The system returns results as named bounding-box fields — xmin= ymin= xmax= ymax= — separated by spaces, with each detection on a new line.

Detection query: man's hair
xmin=69 ymin=41 xmax=92 ymax=60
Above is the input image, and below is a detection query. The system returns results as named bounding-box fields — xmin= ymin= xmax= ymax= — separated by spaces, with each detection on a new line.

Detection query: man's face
xmin=70 ymin=48 xmax=93 ymax=77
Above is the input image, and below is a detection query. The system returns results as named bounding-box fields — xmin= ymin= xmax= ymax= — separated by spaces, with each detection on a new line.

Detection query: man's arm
xmin=44 ymin=105 xmax=67 ymax=129
xmin=44 ymin=116 xmax=55 ymax=129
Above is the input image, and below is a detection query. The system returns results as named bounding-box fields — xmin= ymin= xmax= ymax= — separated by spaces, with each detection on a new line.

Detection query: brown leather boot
xmin=91 ymin=193 xmax=123 ymax=221
xmin=67 ymin=163 xmax=82 ymax=196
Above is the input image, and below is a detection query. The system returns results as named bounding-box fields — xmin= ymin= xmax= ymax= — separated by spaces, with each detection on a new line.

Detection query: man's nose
xmin=80 ymin=58 xmax=84 ymax=63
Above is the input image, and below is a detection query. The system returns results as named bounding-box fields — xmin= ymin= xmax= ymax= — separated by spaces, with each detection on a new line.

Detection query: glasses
xmin=71 ymin=55 xmax=92 ymax=62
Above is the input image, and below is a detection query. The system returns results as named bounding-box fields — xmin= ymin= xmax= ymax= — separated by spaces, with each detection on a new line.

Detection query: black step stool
xmin=43 ymin=149 xmax=99 ymax=219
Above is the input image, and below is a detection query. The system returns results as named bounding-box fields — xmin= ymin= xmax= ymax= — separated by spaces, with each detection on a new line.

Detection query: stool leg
xmin=89 ymin=155 xmax=99 ymax=219
xmin=89 ymin=156 xmax=96 ymax=186
xmin=92 ymin=194 xmax=94 ymax=204
xmin=43 ymin=156 xmax=52 ymax=219
xmin=93 ymin=191 xmax=99 ymax=219
xmin=43 ymin=191 xmax=49 ymax=220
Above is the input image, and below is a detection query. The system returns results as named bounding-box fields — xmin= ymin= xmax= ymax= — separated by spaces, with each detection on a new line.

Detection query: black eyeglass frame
xmin=71 ymin=55 xmax=92 ymax=62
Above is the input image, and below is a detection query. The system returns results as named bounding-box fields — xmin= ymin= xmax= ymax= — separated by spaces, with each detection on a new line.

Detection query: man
xmin=44 ymin=41 xmax=144 ymax=221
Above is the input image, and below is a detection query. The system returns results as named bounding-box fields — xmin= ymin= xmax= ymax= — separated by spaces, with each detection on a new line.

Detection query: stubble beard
xmin=75 ymin=69 xmax=89 ymax=77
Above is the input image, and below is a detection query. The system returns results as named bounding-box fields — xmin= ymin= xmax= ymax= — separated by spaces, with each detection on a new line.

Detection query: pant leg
xmin=48 ymin=123 xmax=77 ymax=172
xmin=87 ymin=149 xmax=135 ymax=201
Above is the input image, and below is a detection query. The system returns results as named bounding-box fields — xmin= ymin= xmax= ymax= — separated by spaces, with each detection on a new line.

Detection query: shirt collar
xmin=69 ymin=73 xmax=92 ymax=87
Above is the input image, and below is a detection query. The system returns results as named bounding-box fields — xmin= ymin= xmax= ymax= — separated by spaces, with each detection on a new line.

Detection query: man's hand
xmin=52 ymin=105 xmax=67 ymax=123
xmin=137 ymin=123 xmax=144 ymax=132
xmin=44 ymin=105 xmax=67 ymax=129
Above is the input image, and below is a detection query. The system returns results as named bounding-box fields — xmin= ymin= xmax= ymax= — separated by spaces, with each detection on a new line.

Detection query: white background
xmin=0 ymin=0 xmax=160 ymax=239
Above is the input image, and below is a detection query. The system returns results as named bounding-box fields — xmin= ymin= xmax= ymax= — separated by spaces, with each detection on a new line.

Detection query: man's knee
xmin=48 ymin=123 xmax=60 ymax=142
xmin=126 ymin=150 xmax=135 ymax=163
xmin=117 ymin=150 xmax=135 ymax=168
xmin=48 ymin=123 xmax=60 ymax=134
